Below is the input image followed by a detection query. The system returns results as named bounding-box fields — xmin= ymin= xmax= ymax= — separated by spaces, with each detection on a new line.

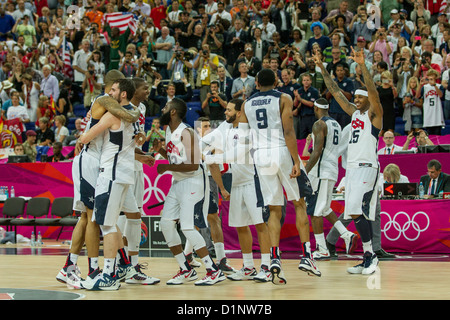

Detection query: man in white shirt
xmin=73 ymin=39 xmax=92 ymax=84
xmin=133 ymin=0 xmax=151 ymax=16
xmin=40 ymin=65 xmax=60 ymax=101
xmin=377 ymin=131 xmax=403 ymax=155
xmin=257 ymin=14 xmax=276 ymax=42
xmin=210 ymin=2 xmax=232 ymax=25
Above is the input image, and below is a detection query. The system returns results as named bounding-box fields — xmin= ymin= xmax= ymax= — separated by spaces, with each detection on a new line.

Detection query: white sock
xmin=314 ymin=233 xmax=327 ymax=250
xmin=214 ymin=242 xmax=226 ymax=261
xmin=69 ymin=253 xmax=78 ymax=265
xmin=242 ymin=253 xmax=254 ymax=269
xmin=130 ymin=255 xmax=139 ymax=267
xmin=175 ymin=252 xmax=190 ymax=271
xmin=201 ymin=255 xmax=217 ymax=271
xmin=104 ymin=258 xmax=115 ymax=276
xmin=334 ymin=220 xmax=348 ymax=235
xmin=261 ymin=253 xmax=270 ymax=268
xmin=362 ymin=240 xmax=373 ymax=254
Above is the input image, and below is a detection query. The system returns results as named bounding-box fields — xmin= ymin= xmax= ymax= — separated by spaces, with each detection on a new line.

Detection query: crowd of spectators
xmin=1 ymin=0 xmax=450 ymax=162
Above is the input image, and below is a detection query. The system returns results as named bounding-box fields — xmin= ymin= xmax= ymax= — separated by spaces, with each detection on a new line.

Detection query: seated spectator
xmin=13 ymin=143 xmax=24 ymax=156
xmin=54 ymin=115 xmax=69 ymax=145
xmin=35 ymin=95 xmax=54 ymax=127
xmin=382 ymin=164 xmax=410 ymax=183
xmin=66 ymin=118 xmax=84 ymax=146
xmin=46 ymin=141 xmax=66 ymax=162
xmin=6 ymin=91 xmax=29 ymax=124
xmin=378 ymin=131 xmax=404 ymax=155
xmin=402 ymin=129 xmax=434 ymax=153
xmin=35 ymin=116 xmax=54 ymax=147
xmin=22 ymin=129 xmax=37 ymax=162
xmin=419 ymin=159 xmax=450 ymax=198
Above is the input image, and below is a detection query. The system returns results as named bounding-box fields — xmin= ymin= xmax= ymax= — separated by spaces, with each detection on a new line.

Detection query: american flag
xmin=103 ymin=12 xmax=138 ymax=35
xmin=441 ymin=0 xmax=448 ymax=13
xmin=62 ymin=36 xmax=73 ymax=80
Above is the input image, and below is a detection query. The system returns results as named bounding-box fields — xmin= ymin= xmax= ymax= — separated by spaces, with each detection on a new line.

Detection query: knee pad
xmin=182 ymin=229 xmax=206 ymax=252
xmin=160 ymin=219 xmax=181 ymax=248
xmin=100 ymin=224 xmax=117 ymax=236
xmin=125 ymin=218 xmax=142 ymax=252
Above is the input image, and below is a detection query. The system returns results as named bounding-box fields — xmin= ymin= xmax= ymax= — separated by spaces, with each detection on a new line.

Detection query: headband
xmin=314 ymin=100 xmax=329 ymax=109
xmin=355 ymin=89 xmax=369 ymax=97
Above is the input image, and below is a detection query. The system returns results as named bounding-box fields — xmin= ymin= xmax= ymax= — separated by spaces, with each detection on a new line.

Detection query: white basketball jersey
xmin=99 ymin=105 xmax=136 ymax=185
xmin=309 ymin=117 xmax=341 ymax=181
xmin=83 ymin=93 xmax=108 ymax=160
xmin=422 ymin=84 xmax=445 ymax=128
xmin=132 ymin=102 xmax=147 ymax=172
xmin=347 ymin=110 xmax=379 ymax=169
xmin=165 ymin=122 xmax=202 ymax=181
xmin=244 ymin=89 xmax=286 ymax=150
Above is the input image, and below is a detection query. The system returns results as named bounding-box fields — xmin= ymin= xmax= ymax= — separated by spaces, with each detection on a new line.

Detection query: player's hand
xmin=220 ymin=188 xmax=230 ymax=201
xmin=348 ymin=46 xmax=365 ymax=65
xmin=135 ymin=132 xmax=146 ymax=146
xmin=138 ymin=154 xmax=155 ymax=166
xmin=290 ymin=161 xmax=301 ymax=179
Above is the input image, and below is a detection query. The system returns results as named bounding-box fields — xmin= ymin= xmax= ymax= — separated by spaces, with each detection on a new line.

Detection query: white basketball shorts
xmin=344 ymin=166 xmax=379 ymax=221
xmin=305 ymin=175 xmax=335 ymax=217
xmin=254 ymin=146 xmax=313 ymax=206
xmin=72 ymin=151 xmax=100 ymax=212
xmin=229 ymin=182 xmax=266 ymax=227
xmin=161 ymin=172 xmax=209 ymax=231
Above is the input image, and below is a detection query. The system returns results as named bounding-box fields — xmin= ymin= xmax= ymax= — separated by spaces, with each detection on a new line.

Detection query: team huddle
xmin=55 ymin=48 xmax=382 ymax=290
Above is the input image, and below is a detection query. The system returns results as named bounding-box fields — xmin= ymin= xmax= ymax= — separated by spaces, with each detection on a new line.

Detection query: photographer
xmin=402 ymin=129 xmax=435 ymax=153
xmin=81 ymin=62 xmax=101 ymax=108
xmin=167 ymin=48 xmax=194 ymax=93
xmin=194 ymin=44 xmax=219 ymax=107
xmin=119 ymin=51 xmax=138 ymax=78
xmin=414 ymin=51 xmax=441 ymax=80
xmin=368 ymin=26 xmax=394 ymax=64
xmin=201 ymin=80 xmax=227 ymax=128
xmin=202 ymin=24 xmax=224 ymax=57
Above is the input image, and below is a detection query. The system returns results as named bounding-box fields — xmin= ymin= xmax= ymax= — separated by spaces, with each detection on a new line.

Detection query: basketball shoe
xmin=218 ymin=257 xmax=236 ymax=275
xmin=166 ymin=268 xmax=198 ymax=285
xmin=186 ymin=253 xmax=202 ymax=268
xmin=312 ymin=245 xmax=331 ymax=260
xmin=194 ymin=268 xmax=226 ymax=286
xmin=227 ymin=267 xmax=257 ymax=281
xmin=80 ymin=268 xmax=102 ymax=290
xmin=125 ymin=263 xmax=161 ymax=285
xmin=116 ymin=262 xmax=138 ymax=282
xmin=347 ymin=252 xmax=379 ymax=274
xmin=298 ymin=257 xmax=322 ymax=277
xmin=269 ymin=259 xmax=287 ymax=285
xmin=253 ymin=265 xmax=272 ymax=283
xmin=341 ymin=231 xmax=358 ymax=254
xmin=56 ymin=264 xmax=82 ymax=285
xmin=88 ymin=273 xmax=120 ymax=291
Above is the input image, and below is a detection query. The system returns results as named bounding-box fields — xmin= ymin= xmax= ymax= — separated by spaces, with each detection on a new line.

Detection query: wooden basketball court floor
xmin=1 ymin=242 xmax=450 ymax=302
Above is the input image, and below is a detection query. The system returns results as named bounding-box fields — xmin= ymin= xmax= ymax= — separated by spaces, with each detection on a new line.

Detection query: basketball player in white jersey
xmin=304 ymin=98 xmax=356 ymax=259
xmin=116 ymin=78 xmax=160 ymax=285
xmin=313 ymin=47 xmax=383 ymax=275
xmin=154 ymin=98 xmax=226 ymax=286
xmin=204 ymin=98 xmax=273 ymax=282
xmin=80 ymin=79 xmax=141 ymax=290
xmin=56 ymin=71 xmax=140 ymax=287
xmin=238 ymin=68 xmax=320 ymax=284
xmin=193 ymin=117 xmax=235 ymax=275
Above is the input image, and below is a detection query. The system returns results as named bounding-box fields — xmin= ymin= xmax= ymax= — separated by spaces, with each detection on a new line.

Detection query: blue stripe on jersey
xmin=89 ymin=118 xmax=100 ymax=129
xmin=371 ymin=125 xmax=380 ymax=139
xmin=94 ymin=180 xmax=113 ymax=225
xmin=194 ymin=164 xmax=207 ymax=229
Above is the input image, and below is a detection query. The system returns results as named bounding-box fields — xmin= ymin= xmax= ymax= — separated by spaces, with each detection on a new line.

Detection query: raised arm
xmin=348 ymin=47 xmax=383 ymax=129
xmin=311 ymin=53 xmax=356 ymax=117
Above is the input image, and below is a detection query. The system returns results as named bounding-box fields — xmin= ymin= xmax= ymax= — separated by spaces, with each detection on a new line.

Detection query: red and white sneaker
xmin=253 ymin=265 xmax=272 ymax=283
xmin=298 ymin=257 xmax=322 ymax=277
xmin=227 ymin=267 xmax=257 ymax=281
xmin=195 ymin=269 xmax=226 ymax=286
xmin=166 ymin=268 xmax=198 ymax=285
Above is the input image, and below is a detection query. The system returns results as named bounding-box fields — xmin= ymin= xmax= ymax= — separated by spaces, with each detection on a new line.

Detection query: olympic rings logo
xmin=143 ymin=172 xmax=171 ymax=205
xmin=380 ymin=211 xmax=430 ymax=241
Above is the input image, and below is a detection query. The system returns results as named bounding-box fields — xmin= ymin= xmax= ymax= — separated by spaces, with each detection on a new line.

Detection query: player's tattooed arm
xmin=311 ymin=53 xmax=356 ymax=116
xmin=305 ymin=120 xmax=326 ymax=174
xmin=96 ymin=96 xmax=140 ymax=123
